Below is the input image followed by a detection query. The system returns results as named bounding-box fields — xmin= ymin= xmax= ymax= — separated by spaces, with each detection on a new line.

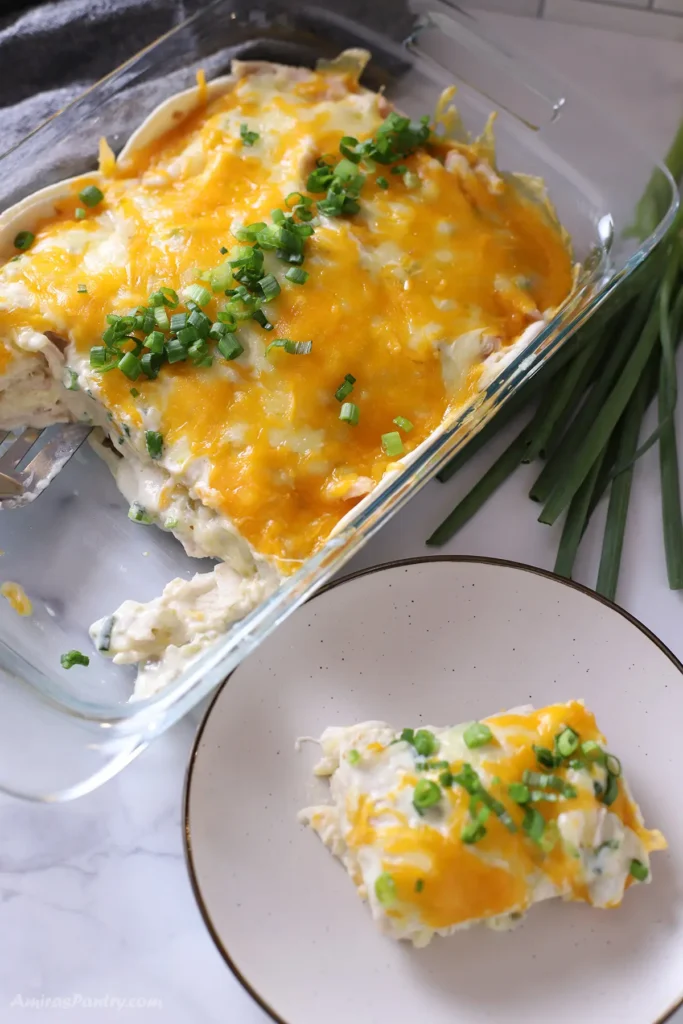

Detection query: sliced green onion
xmin=60 ymin=650 xmax=90 ymax=669
xmin=413 ymin=729 xmax=438 ymax=757
xmin=461 ymin=820 xmax=487 ymax=844
xmin=130 ymin=388 xmax=139 ymax=398
xmin=154 ymin=307 xmax=170 ymax=330
xmin=522 ymin=805 xmax=545 ymax=842
xmin=266 ymin=338 xmax=312 ymax=356
xmin=339 ymin=136 xmax=361 ymax=163
xmin=605 ymin=754 xmax=621 ymax=777
xmin=160 ymin=286 xmax=179 ymax=307
xmin=252 ymin=309 xmax=274 ymax=331
xmin=413 ymin=778 xmax=442 ymax=812
xmin=149 ymin=290 xmax=164 ymax=307
xmin=602 ymin=772 xmax=619 ymax=806
xmin=508 ymin=782 xmax=530 ymax=804
xmin=629 ymin=859 xmax=649 ymax=882
xmin=285 ymin=267 xmax=309 ymax=285
xmin=307 ymin=165 xmax=334 ymax=192
xmin=534 ymin=745 xmax=562 ymax=769
xmin=259 ymin=274 xmax=281 ymax=301
xmin=13 ymin=230 xmax=35 ymax=250
xmin=89 ymin=346 xmax=108 ymax=367
xmin=240 ymin=123 xmax=260 ymax=146
xmin=581 ymin=740 xmax=605 ymax=763
xmin=170 ymin=312 xmax=188 ymax=333
xmin=415 ymin=878 xmax=424 ymax=893
xmin=77 ymin=283 xmax=88 ymax=294
xmin=118 ymin=352 xmax=141 ymax=381
xmin=178 ymin=325 xmax=199 ymax=347
xmin=335 ymin=374 xmax=355 ymax=402
xmin=339 ymin=402 xmax=359 ymax=425
xmin=184 ymin=284 xmax=211 ymax=307
xmin=439 ymin=770 xmax=454 ymax=788
xmin=376 ymin=176 xmax=389 ymax=189
xmin=374 ymin=872 xmax=397 ymax=907
xmin=63 ymin=368 xmax=79 ymax=391
xmin=393 ymin=416 xmax=414 ymax=432
xmin=188 ymin=309 xmax=211 ymax=337
xmin=399 ymin=727 xmax=415 ymax=744
xmin=141 ymin=352 xmax=161 ymax=379
xmin=166 ymin=337 xmax=188 ymax=363
xmin=145 ymin=430 xmax=163 ymax=460
xmin=347 ymin=749 xmax=360 ymax=765
xmin=217 ymin=335 xmax=244 ymax=361
xmin=75 ymin=207 xmax=86 ymax=220
xmin=522 ymin=771 xmax=577 ymax=798
xmin=381 ymin=431 xmax=404 ymax=457
xmin=128 ymin=501 xmax=152 ymax=524
xmin=555 ymin=727 xmax=580 ymax=757
xmin=143 ymin=330 xmax=165 ymax=354
xmin=463 ymin=722 xmax=493 ymax=749
xmin=79 ymin=184 xmax=104 ymax=207
xmin=391 ymin=164 xmax=408 ymax=175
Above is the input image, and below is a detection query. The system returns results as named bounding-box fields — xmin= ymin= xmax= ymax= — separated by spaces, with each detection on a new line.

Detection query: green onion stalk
xmin=428 ymin=117 xmax=683 ymax=600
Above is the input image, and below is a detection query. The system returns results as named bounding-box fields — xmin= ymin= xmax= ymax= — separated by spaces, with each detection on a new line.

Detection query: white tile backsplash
xmin=462 ymin=0 xmax=683 ymax=36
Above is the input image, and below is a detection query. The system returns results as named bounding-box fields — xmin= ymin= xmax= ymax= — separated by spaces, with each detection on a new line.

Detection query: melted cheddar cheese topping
xmin=0 ymin=61 xmax=573 ymax=567
xmin=303 ymin=701 xmax=666 ymax=940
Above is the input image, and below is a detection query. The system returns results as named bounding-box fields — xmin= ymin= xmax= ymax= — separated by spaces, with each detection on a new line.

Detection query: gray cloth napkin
xmin=0 ymin=0 xmax=414 ymax=151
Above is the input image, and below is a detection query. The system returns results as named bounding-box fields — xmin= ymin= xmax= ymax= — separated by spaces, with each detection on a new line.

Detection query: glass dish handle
xmin=406 ymin=0 xmax=567 ymax=131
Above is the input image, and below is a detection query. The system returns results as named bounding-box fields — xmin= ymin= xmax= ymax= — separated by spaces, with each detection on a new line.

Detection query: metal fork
xmin=0 ymin=424 xmax=92 ymax=509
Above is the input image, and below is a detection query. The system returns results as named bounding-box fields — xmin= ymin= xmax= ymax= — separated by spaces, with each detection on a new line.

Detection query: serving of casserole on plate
xmin=0 ymin=50 xmax=574 ymax=696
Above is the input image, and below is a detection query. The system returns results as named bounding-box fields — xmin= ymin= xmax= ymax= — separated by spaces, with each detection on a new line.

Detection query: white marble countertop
xmin=1 ymin=11 xmax=682 ymax=1023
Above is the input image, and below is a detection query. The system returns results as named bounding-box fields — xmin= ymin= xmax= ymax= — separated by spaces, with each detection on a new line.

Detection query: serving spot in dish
xmin=0 ymin=51 xmax=574 ymax=697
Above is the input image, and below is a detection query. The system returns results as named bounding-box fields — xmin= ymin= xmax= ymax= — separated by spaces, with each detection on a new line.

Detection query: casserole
xmin=300 ymin=701 xmax=666 ymax=945
xmin=0 ymin=0 xmax=676 ymax=800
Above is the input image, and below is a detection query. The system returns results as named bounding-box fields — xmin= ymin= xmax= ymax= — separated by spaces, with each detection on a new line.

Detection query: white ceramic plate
xmin=184 ymin=558 xmax=683 ymax=1024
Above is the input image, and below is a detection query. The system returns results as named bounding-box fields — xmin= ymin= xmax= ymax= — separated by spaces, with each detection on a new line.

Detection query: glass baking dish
xmin=0 ymin=0 xmax=677 ymax=800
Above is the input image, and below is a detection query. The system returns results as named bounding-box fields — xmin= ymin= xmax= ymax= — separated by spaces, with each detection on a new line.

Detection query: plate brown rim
xmin=182 ymin=554 xmax=683 ymax=1024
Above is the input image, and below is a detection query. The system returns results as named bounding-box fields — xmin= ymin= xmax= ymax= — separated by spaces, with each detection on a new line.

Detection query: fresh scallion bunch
xmin=428 ymin=120 xmax=683 ymax=600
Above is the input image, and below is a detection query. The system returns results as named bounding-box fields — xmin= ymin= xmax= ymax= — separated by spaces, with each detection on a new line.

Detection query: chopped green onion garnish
xmin=461 ymin=820 xmax=487 ymax=844
xmin=347 ymin=749 xmax=360 ymax=765
xmin=217 ymin=335 xmax=244 ymax=361
xmin=141 ymin=352 xmax=161 ymax=379
xmin=629 ymin=859 xmax=648 ymax=882
xmin=144 ymin=330 xmax=165 ymax=354
xmin=170 ymin=312 xmax=188 ymax=333
xmin=534 ymin=745 xmax=562 ymax=769
xmin=13 ymin=230 xmax=35 ymax=250
xmin=240 ymin=123 xmax=260 ymax=146
xmin=335 ymin=374 xmax=355 ymax=402
xmin=128 ymin=501 xmax=152 ymax=524
xmin=602 ymin=772 xmax=619 ymax=806
xmin=391 ymin=164 xmax=408 ymax=175
xmin=60 ymin=650 xmax=90 ymax=669
xmin=463 ymin=722 xmax=493 ymax=749
xmin=605 ymin=754 xmax=622 ymax=777
xmin=252 ymin=309 xmax=274 ymax=331
xmin=166 ymin=337 xmax=188 ymax=363
xmin=184 ymin=284 xmax=211 ymax=307
xmin=178 ymin=324 xmax=199 ymax=346
xmin=259 ymin=274 xmax=281 ymax=301
xmin=393 ymin=416 xmax=414 ymax=432
xmin=118 ymin=352 xmax=141 ymax=381
xmin=75 ymin=207 xmax=86 ymax=220
xmin=374 ymin=872 xmax=397 ymax=907
xmin=90 ymin=346 xmax=108 ymax=368
xmin=145 ymin=431 xmax=163 ymax=460
xmin=63 ymin=368 xmax=79 ymax=391
xmin=413 ymin=729 xmax=438 ymax=757
xmin=414 ymin=878 xmax=424 ymax=893
xmin=439 ymin=770 xmax=454 ymax=788
xmin=339 ymin=402 xmax=359 ymax=426
xmin=77 ymin=283 xmax=88 ymax=294
xmin=285 ymin=266 xmax=309 ymax=285
xmin=376 ymin=176 xmax=389 ymax=189
xmin=154 ymin=307 xmax=170 ymax=330
xmin=522 ymin=805 xmax=545 ymax=842
xmin=508 ymin=782 xmax=530 ymax=804
xmin=413 ymin=778 xmax=442 ymax=812
xmin=555 ymin=727 xmax=580 ymax=757
xmin=130 ymin=388 xmax=139 ymax=398
xmin=522 ymin=771 xmax=577 ymax=798
xmin=381 ymin=431 xmax=404 ymax=457
xmin=581 ymin=740 xmax=604 ymax=761
xmin=266 ymin=338 xmax=312 ymax=356
xmin=79 ymin=184 xmax=104 ymax=207
xmin=160 ymin=286 xmax=179 ymax=307
xmin=399 ymin=728 xmax=415 ymax=744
